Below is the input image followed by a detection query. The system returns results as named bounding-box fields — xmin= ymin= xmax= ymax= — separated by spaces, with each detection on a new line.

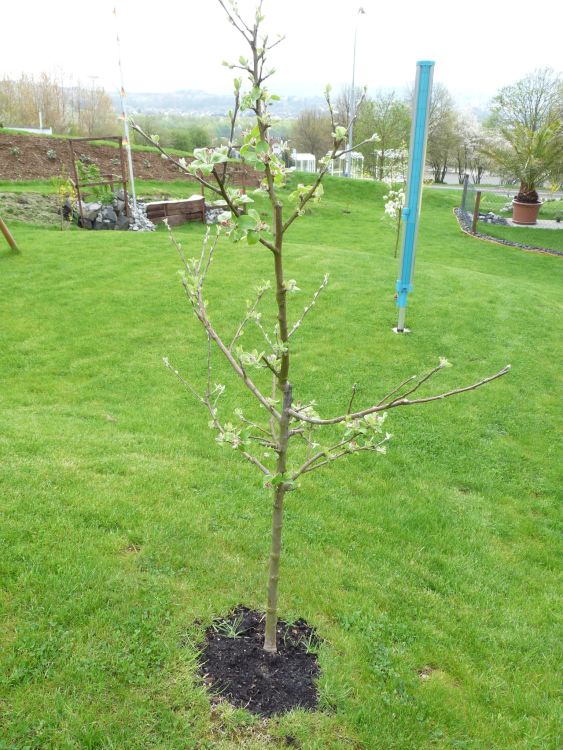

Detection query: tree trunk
xmin=263 ymin=383 xmax=292 ymax=652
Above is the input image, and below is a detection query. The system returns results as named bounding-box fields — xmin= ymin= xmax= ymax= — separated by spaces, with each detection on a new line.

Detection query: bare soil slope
xmin=0 ymin=132 xmax=196 ymax=182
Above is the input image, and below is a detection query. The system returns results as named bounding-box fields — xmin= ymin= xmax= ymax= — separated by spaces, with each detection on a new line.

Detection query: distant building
xmin=290 ymin=150 xmax=316 ymax=173
xmin=328 ymin=152 xmax=364 ymax=179
xmin=3 ymin=126 xmax=53 ymax=135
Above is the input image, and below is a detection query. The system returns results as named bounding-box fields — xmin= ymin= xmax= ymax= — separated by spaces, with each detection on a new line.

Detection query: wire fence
xmin=460 ymin=175 xmax=477 ymax=223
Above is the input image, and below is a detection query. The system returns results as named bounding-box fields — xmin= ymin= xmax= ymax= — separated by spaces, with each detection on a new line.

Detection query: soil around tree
xmin=198 ymin=607 xmax=321 ymax=717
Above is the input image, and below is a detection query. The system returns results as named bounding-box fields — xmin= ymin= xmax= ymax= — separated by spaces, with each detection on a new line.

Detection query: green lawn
xmin=466 ymin=192 xmax=563 ymax=252
xmin=476 ymin=222 xmax=563 ymax=253
xmin=1 ymin=178 xmax=561 ymax=749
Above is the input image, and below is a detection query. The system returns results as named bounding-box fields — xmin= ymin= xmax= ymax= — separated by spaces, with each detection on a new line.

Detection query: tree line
xmin=0 ymin=73 xmax=117 ymax=137
xmin=290 ymin=70 xmax=562 ymax=185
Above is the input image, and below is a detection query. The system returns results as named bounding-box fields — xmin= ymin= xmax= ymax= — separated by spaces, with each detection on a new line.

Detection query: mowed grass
xmin=471 ymin=192 xmax=563 ymax=252
xmin=0 ymin=178 xmax=561 ymax=749
xmin=476 ymin=222 xmax=563 ymax=253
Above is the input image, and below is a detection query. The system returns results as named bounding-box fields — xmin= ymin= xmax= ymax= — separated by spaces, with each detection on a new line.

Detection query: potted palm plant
xmin=487 ymin=69 xmax=562 ymax=225
xmin=494 ymin=122 xmax=561 ymax=224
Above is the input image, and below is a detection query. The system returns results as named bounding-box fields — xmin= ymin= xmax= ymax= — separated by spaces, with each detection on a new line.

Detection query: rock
xmin=116 ymin=215 xmax=131 ymax=230
xmin=101 ymin=207 xmax=117 ymax=223
xmin=83 ymin=202 xmax=102 ymax=221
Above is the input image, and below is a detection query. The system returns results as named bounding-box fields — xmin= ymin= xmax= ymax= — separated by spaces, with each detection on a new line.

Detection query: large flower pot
xmin=512 ymin=200 xmax=541 ymax=225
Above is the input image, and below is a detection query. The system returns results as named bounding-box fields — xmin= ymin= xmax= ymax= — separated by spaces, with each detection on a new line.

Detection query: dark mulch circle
xmin=198 ymin=606 xmax=321 ymax=717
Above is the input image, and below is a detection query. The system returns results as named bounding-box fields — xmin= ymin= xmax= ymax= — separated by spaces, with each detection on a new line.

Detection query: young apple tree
xmin=132 ymin=0 xmax=510 ymax=654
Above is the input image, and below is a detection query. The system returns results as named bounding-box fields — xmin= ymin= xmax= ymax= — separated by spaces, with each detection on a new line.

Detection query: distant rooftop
xmin=3 ymin=126 xmax=53 ymax=135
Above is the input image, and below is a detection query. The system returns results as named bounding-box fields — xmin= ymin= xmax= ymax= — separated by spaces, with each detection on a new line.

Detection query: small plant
xmin=212 ymin=612 xmax=246 ymax=639
xmin=46 ymin=149 xmax=57 ymax=161
xmin=143 ymin=158 xmax=151 ymax=169
xmin=51 ymin=169 xmax=77 ymax=230
xmin=75 ymin=160 xmax=112 ymax=204
xmin=300 ymin=632 xmax=322 ymax=655
xmin=9 ymin=146 xmax=21 ymax=157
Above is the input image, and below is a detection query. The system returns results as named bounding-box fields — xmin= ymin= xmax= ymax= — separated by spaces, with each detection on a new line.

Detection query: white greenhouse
xmin=328 ymin=151 xmax=364 ymax=179
xmin=291 ymin=151 xmax=316 ymax=173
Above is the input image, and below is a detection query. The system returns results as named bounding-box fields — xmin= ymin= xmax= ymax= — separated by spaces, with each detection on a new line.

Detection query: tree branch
xmin=288 ymin=274 xmax=329 ymax=338
xmin=129 ymin=121 xmax=222 ymax=196
xmin=217 ymin=0 xmax=253 ymax=41
xmin=289 ymin=366 xmax=511 ymax=426
xmin=229 ymin=282 xmax=271 ymax=350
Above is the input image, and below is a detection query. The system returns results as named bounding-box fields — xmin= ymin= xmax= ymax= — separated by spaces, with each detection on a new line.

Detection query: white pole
xmin=345 ymin=7 xmax=365 ymax=178
xmin=113 ymin=2 xmax=137 ymax=213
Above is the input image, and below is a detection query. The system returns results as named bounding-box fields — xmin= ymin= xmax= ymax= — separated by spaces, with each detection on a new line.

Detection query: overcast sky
xmin=3 ymin=0 xmax=562 ymax=107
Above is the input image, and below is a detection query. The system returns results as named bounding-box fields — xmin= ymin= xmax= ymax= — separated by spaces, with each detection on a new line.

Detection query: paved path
xmin=504 ymin=218 xmax=562 ymax=231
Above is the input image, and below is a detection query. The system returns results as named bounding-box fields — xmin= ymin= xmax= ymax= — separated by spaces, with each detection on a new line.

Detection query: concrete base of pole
xmin=393 ymin=307 xmax=410 ymax=333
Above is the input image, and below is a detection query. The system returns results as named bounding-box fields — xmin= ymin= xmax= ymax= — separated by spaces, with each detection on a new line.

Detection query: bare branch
xmin=347 ymin=383 xmax=358 ymax=415
xmin=333 ymin=135 xmax=379 ymax=160
xmin=239 ymin=450 xmax=272 ymax=476
xmin=288 ymin=274 xmax=329 ymax=338
xmin=376 ymin=374 xmax=417 ymax=407
xmin=266 ymin=35 xmax=285 ymax=51
xmin=196 ymin=286 xmax=282 ymax=421
xmin=325 ymin=88 xmax=338 ymax=132
xmin=289 ymin=366 xmax=512 ymax=426
xmin=217 ymin=0 xmax=253 ymax=41
xmin=229 ymin=283 xmax=271 ymax=350
xmin=388 ymin=364 xmax=442 ymax=404
xmin=292 ymin=433 xmax=390 ymax=480
xmin=297 ymin=438 xmax=389 ymax=477
xmin=163 ymin=357 xmax=204 ymax=404
xmin=238 ymin=413 xmax=274 ymax=438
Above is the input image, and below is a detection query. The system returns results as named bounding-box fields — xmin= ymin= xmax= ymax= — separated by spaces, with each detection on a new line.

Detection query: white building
xmin=328 ymin=151 xmax=364 ymax=179
xmin=291 ymin=150 xmax=316 ymax=173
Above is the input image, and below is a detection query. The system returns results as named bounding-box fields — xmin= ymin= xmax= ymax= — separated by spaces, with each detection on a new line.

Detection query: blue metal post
xmin=395 ymin=61 xmax=434 ymax=332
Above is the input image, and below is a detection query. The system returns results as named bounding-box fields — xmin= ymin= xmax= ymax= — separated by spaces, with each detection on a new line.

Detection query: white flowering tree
xmin=383 ymin=187 xmax=406 ymax=257
xmin=454 ymin=113 xmax=494 ymax=185
xmin=132 ymin=0 xmax=510 ymax=654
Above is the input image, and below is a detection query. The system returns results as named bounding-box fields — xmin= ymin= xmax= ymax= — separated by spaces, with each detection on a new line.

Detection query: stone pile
xmin=478 ymin=211 xmax=508 ymax=226
xmin=205 ymin=200 xmax=229 ymax=225
xmin=75 ymin=189 xmax=155 ymax=232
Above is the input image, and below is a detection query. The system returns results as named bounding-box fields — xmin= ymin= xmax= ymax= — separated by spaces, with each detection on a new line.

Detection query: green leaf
xmin=255 ymin=141 xmax=269 ymax=155
xmin=237 ymin=214 xmax=258 ymax=230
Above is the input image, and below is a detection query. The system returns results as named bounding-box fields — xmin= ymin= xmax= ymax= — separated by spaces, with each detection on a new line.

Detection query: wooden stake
xmin=0 ymin=215 xmax=19 ymax=253
xmin=471 ymin=190 xmax=482 ymax=234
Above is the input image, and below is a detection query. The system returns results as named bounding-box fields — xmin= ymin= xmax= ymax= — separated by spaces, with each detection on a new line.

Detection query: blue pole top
xmin=416 ymin=60 xmax=435 ymax=67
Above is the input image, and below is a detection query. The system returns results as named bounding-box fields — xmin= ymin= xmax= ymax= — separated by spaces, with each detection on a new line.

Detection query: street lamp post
xmin=345 ymin=7 xmax=365 ymax=178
